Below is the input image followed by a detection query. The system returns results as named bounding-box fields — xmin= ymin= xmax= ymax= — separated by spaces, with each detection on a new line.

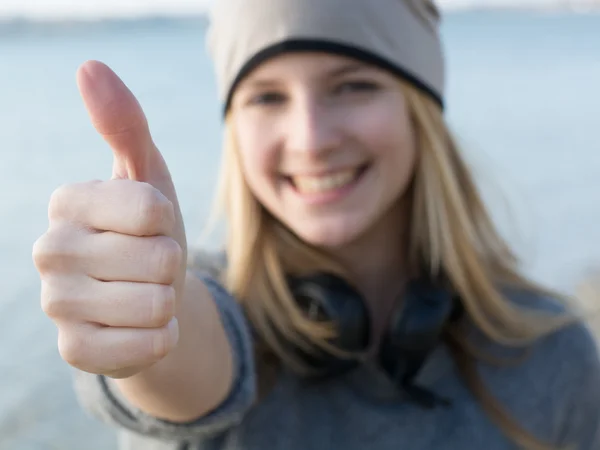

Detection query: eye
xmin=335 ymin=81 xmax=379 ymax=95
xmin=248 ymin=91 xmax=286 ymax=106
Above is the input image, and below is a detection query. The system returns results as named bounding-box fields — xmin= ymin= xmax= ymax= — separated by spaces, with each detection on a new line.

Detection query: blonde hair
xmin=576 ymin=273 xmax=600 ymax=342
xmin=209 ymin=79 xmax=575 ymax=450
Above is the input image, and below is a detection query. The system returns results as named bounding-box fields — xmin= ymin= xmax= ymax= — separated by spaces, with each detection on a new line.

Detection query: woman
xmin=33 ymin=0 xmax=600 ymax=449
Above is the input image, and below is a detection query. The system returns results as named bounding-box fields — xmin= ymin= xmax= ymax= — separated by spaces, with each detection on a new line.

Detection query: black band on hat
xmin=223 ymin=39 xmax=445 ymax=116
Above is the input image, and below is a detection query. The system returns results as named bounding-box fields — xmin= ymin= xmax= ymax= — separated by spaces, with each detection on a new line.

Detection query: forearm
xmin=112 ymin=269 xmax=234 ymax=423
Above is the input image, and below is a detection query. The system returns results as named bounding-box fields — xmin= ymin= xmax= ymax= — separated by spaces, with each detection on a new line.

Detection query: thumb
xmin=77 ymin=60 xmax=159 ymax=182
xmin=76 ymin=60 xmax=187 ymax=250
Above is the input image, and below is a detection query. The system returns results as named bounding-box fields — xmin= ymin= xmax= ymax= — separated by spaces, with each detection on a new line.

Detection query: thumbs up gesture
xmin=33 ymin=61 xmax=188 ymax=379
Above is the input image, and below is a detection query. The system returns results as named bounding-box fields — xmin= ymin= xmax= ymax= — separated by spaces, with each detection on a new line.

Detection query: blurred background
xmin=0 ymin=0 xmax=598 ymax=448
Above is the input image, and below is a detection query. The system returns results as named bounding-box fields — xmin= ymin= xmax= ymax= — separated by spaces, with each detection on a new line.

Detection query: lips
xmin=286 ymin=165 xmax=368 ymax=195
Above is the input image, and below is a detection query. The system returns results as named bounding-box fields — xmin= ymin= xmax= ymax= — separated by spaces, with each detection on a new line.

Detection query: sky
xmin=0 ymin=0 xmax=587 ymax=21
xmin=0 ymin=0 xmax=211 ymax=20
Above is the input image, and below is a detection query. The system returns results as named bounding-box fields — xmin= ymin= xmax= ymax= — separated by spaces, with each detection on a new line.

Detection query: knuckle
xmin=32 ymin=234 xmax=51 ymax=272
xmin=40 ymin=281 xmax=72 ymax=320
xmin=48 ymin=184 xmax=73 ymax=220
xmin=135 ymin=185 xmax=172 ymax=234
xmin=48 ymin=180 xmax=100 ymax=222
xmin=32 ymin=226 xmax=79 ymax=274
xmin=149 ymin=285 xmax=176 ymax=327
xmin=58 ymin=328 xmax=89 ymax=369
xmin=152 ymin=237 xmax=182 ymax=283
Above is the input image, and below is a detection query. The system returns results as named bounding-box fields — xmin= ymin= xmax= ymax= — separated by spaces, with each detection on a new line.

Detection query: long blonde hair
xmin=209 ymin=78 xmax=575 ymax=450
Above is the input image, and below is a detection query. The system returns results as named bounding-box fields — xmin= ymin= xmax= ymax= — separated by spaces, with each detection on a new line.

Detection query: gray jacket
xmin=73 ymin=251 xmax=600 ymax=450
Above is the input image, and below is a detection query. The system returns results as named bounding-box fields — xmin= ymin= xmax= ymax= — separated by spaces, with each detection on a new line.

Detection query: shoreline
xmin=1 ymin=8 xmax=598 ymax=37
xmin=1 ymin=3 xmax=599 ymax=27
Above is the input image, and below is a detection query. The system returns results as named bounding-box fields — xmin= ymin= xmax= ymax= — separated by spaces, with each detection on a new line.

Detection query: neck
xmin=329 ymin=200 xmax=410 ymax=347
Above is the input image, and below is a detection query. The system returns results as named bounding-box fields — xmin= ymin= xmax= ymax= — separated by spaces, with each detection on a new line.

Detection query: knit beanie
xmin=206 ymin=0 xmax=446 ymax=113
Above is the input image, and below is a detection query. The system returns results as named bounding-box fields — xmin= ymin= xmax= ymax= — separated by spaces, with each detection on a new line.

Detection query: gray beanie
xmin=206 ymin=0 xmax=446 ymax=113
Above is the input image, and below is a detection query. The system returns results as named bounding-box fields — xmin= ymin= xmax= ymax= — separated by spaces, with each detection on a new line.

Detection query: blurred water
xmin=0 ymin=11 xmax=598 ymax=449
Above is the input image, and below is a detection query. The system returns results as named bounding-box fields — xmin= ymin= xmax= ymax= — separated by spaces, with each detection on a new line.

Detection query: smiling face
xmin=230 ymin=52 xmax=417 ymax=249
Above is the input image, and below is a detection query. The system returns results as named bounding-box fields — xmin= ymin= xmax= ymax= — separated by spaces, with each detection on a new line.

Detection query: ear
xmin=405 ymin=0 xmax=442 ymax=33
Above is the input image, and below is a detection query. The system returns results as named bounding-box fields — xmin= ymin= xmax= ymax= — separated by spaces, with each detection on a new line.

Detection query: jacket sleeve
xmin=72 ymin=265 xmax=257 ymax=441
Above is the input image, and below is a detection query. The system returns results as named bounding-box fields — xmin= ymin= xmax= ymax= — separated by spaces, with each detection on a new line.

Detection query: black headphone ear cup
xmin=288 ymin=273 xmax=371 ymax=376
xmin=379 ymin=278 xmax=456 ymax=385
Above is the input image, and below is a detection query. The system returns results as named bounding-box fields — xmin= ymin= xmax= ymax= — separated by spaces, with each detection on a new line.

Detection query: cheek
xmin=235 ymin=122 xmax=280 ymax=204
xmin=356 ymin=101 xmax=416 ymax=174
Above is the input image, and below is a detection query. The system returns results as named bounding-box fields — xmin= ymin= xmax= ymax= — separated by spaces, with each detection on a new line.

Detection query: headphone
xmin=285 ymin=272 xmax=463 ymax=408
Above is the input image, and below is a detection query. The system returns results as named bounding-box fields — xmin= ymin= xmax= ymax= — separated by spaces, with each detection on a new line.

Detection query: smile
xmin=286 ymin=165 xmax=369 ymax=196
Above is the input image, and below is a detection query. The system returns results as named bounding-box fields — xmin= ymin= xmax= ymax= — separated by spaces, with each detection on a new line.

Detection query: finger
xmin=58 ymin=321 xmax=179 ymax=376
xmin=34 ymin=223 xmax=181 ymax=284
xmin=41 ymin=277 xmax=176 ymax=329
xmin=85 ymin=232 xmax=183 ymax=285
xmin=48 ymin=180 xmax=175 ymax=237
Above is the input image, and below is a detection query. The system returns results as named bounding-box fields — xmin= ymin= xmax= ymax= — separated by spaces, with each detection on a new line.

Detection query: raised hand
xmin=33 ymin=60 xmax=188 ymax=379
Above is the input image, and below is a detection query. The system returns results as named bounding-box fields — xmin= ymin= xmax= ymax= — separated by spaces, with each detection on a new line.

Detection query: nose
xmin=285 ymin=95 xmax=342 ymax=156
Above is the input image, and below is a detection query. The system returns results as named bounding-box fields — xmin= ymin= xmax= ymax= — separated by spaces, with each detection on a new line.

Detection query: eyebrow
xmin=325 ymin=62 xmax=369 ymax=78
xmin=243 ymin=62 xmax=370 ymax=89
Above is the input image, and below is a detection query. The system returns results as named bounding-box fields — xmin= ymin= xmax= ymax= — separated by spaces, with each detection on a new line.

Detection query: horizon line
xmin=0 ymin=2 xmax=598 ymax=25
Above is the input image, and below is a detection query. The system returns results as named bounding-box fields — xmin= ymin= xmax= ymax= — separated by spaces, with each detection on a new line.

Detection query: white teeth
xmin=292 ymin=169 xmax=358 ymax=194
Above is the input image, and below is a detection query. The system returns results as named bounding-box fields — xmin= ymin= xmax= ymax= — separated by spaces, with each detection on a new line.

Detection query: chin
xmin=290 ymin=218 xmax=367 ymax=250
